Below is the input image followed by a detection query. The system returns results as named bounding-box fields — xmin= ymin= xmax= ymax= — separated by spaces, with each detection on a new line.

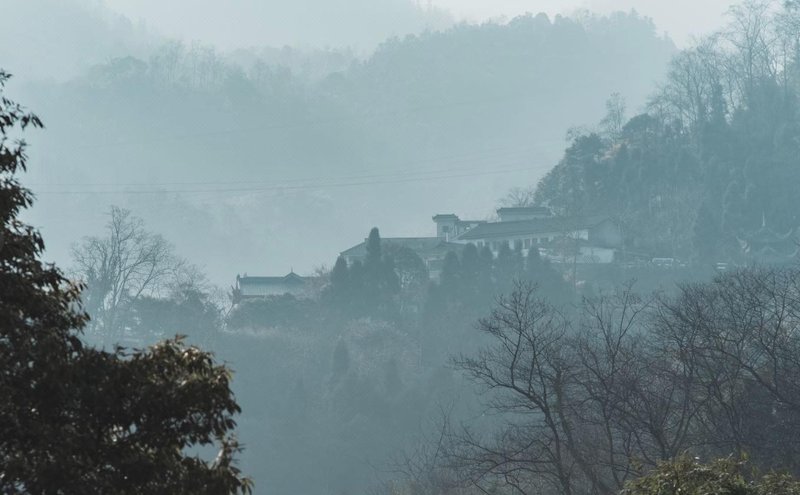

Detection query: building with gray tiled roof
xmin=233 ymin=271 xmax=309 ymax=302
xmin=443 ymin=208 xmax=622 ymax=264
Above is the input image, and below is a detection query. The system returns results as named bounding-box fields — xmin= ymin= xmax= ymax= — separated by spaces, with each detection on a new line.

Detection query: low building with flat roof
xmin=232 ymin=271 xmax=308 ymax=303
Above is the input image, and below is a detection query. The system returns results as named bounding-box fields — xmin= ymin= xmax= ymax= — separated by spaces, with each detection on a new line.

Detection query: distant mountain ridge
xmin=15 ymin=8 xmax=676 ymax=286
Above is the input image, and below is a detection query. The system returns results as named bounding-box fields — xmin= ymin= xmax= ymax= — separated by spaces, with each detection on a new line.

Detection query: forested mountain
xmin=16 ymin=9 xmax=675 ymax=283
xmin=11 ymin=2 xmax=800 ymax=495
xmin=6 ymin=8 xmax=679 ymax=492
xmin=533 ymin=2 xmax=800 ymax=263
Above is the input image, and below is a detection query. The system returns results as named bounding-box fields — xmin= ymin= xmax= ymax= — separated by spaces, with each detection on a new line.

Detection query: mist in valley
xmin=3 ymin=0 xmax=800 ymax=494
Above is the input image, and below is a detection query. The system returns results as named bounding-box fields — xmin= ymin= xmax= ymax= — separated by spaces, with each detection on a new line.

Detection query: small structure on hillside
xmin=737 ymin=219 xmax=799 ymax=265
xmin=232 ymin=271 xmax=308 ymax=303
xmin=337 ymin=207 xmax=624 ymax=284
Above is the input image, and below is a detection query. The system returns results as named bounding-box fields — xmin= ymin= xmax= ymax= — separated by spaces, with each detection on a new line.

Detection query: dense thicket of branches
xmin=403 ymin=266 xmax=800 ymax=495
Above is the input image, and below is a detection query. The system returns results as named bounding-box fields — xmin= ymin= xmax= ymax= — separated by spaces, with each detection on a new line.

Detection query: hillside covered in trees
xmin=11 ymin=5 xmax=675 ymax=283
xmin=533 ymin=1 xmax=800 ymax=265
xmin=12 ymin=1 xmax=800 ymax=495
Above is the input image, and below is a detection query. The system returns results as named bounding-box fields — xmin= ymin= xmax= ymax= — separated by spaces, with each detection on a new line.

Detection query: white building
xmin=434 ymin=207 xmax=622 ymax=264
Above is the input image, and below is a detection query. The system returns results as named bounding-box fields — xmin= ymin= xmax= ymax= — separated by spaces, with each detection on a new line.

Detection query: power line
xmin=33 ymin=166 xmax=536 ymax=196
xmin=29 ymin=142 xmax=541 ymax=188
xmin=29 ymin=142 xmax=556 ymax=200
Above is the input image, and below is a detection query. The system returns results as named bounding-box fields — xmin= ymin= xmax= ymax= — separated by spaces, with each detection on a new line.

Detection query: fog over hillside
xmin=0 ymin=0 xmax=156 ymax=82
xmin=101 ymin=0 xmax=737 ymax=49
xmin=103 ymin=0 xmax=453 ymax=51
xmin=435 ymin=0 xmax=739 ymax=46
xmin=6 ymin=1 xmax=800 ymax=495
xmin=10 ymin=3 xmax=675 ymax=285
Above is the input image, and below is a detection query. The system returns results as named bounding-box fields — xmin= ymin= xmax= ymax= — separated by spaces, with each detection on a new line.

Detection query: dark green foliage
xmin=494 ymin=242 xmax=524 ymax=293
xmin=439 ymin=251 xmax=461 ymax=294
xmin=227 ymin=293 xmax=315 ymax=330
xmin=363 ymin=228 xmax=400 ymax=311
xmin=0 ymin=71 xmax=250 ymax=494
xmin=522 ymin=248 xmax=571 ymax=304
xmin=384 ymin=245 xmax=428 ymax=292
xmin=330 ymin=256 xmax=350 ymax=299
xmin=325 ymin=228 xmax=400 ymax=318
xmin=622 ymin=456 xmax=749 ymax=495
xmin=365 ymin=227 xmax=382 ymax=265
xmin=383 ymin=245 xmax=428 ymax=312
xmin=125 ymin=285 xmax=222 ymax=346
xmin=622 ymin=455 xmax=800 ymax=495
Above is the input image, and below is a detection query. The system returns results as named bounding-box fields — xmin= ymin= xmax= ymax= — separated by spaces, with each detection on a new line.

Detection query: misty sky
xmin=103 ymin=0 xmax=737 ymax=49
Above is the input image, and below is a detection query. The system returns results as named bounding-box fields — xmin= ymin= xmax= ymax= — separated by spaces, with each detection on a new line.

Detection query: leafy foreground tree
xmin=0 ymin=71 xmax=251 ymax=493
xmin=622 ymin=455 xmax=800 ymax=495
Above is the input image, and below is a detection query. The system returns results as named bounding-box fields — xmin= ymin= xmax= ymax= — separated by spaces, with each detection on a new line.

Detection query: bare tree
xmin=439 ymin=268 xmax=800 ymax=492
xmin=653 ymin=267 xmax=800 ymax=468
xmin=446 ymin=283 xmax=704 ymax=494
xmin=724 ymin=0 xmax=781 ymax=96
xmin=600 ymin=93 xmax=627 ymax=142
xmin=72 ymin=206 xmax=187 ymax=344
xmin=377 ymin=407 xmax=470 ymax=495
xmin=452 ymin=282 xmax=614 ymax=495
xmin=499 ymin=186 xmax=538 ymax=208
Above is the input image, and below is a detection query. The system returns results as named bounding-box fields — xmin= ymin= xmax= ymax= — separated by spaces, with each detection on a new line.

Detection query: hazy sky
xmin=102 ymin=0 xmax=739 ymax=50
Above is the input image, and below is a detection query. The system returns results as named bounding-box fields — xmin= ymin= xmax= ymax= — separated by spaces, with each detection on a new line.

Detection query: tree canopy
xmin=531 ymin=1 xmax=800 ymax=263
xmin=0 ymin=70 xmax=251 ymax=494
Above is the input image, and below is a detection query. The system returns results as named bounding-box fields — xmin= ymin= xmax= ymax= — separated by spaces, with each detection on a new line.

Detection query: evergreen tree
xmin=348 ymin=260 xmax=366 ymax=314
xmin=460 ymin=243 xmax=480 ymax=284
xmin=523 ymin=248 xmax=570 ymax=304
xmin=356 ymin=227 xmax=399 ymax=316
xmin=459 ymin=243 xmax=481 ymax=303
xmin=380 ymin=254 xmax=401 ymax=298
xmin=479 ymin=245 xmax=495 ymax=294
xmin=439 ymin=251 xmax=461 ymax=300
xmin=329 ymin=255 xmax=350 ymax=304
xmin=494 ymin=242 xmax=523 ymax=293
xmin=365 ymin=227 xmax=382 ymax=267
